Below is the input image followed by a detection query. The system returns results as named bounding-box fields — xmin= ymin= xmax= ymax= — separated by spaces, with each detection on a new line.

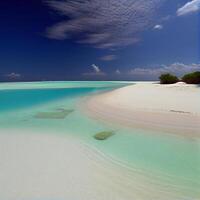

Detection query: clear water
xmin=0 ymin=81 xmax=199 ymax=198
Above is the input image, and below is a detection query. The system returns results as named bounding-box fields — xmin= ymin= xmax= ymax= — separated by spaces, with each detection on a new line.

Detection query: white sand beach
xmin=0 ymin=129 xmax=193 ymax=200
xmin=85 ymin=82 xmax=200 ymax=137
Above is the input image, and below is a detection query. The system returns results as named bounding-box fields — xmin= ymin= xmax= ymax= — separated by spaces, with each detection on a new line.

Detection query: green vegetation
xmin=159 ymin=71 xmax=200 ymax=85
xmin=159 ymin=73 xmax=179 ymax=84
xmin=35 ymin=109 xmax=74 ymax=119
xmin=182 ymin=71 xmax=200 ymax=84
xmin=94 ymin=131 xmax=115 ymax=140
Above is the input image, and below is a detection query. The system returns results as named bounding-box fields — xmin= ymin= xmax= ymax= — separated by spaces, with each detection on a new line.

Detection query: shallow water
xmin=0 ymin=81 xmax=199 ymax=198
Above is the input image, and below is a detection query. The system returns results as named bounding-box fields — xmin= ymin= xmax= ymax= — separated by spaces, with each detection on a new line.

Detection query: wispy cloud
xmin=82 ymin=63 xmax=200 ymax=79
xmin=46 ymin=0 xmax=165 ymax=48
xmin=154 ymin=24 xmax=163 ymax=30
xmin=83 ymin=64 xmax=106 ymax=76
xmin=161 ymin=15 xmax=171 ymax=21
xmin=177 ymin=0 xmax=200 ymax=16
xmin=99 ymin=55 xmax=117 ymax=61
xmin=92 ymin=64 xmax=101 ymax=73
xmin=129 ymin=63 xmax=200 ymax=78
xmin=4 ymin=72 xmax=21 ymax=79
xmin=115 ymin=69 xmax=121 ymax=75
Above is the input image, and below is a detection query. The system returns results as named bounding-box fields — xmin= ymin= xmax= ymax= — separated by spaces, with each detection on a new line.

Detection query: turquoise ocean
xmin=0 ymin=81 xmax=199 ymax=198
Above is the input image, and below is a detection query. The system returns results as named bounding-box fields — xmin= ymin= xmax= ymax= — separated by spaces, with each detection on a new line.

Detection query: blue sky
xmin=0 ymin=0 xmax=199 ymax=81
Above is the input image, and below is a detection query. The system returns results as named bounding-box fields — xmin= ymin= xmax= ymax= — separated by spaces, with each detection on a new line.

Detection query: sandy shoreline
xmin=0 ymin=129 xmax=196 ymax=200
xmin=85 ymin=82 xmax=200 ymax=138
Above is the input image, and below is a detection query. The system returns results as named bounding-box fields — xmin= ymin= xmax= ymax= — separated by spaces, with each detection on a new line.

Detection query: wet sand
xmin=0 ymin=129 xmax=194 ymax=200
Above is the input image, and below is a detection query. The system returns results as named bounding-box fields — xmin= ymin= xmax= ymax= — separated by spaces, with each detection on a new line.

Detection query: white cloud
xmin=100 ymin=55 xmax=117 ymax=61
xmin=92 ymin=64 xmax=101 ymax=73
xmin=82 ymin=63 xmax=200 ymax=79
xmin=115 ymin=69 xmax=121 ymax=75
xmin=177 ymin=0 xmax=200 ymax=16
xmin=5 ymin=72 xmax=21 ymax=79
xmin=161 ymin=15 xmax=171 ymax=21
xmin=46 ymin=0 xmax=165 ymax=48
xmin=129 ymin=63 xmax=200 ymax=78
xmin=83 ymin=64 xmax=106 ymax=76
xmin=154 ymin=24 xmax=163 ymax=30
